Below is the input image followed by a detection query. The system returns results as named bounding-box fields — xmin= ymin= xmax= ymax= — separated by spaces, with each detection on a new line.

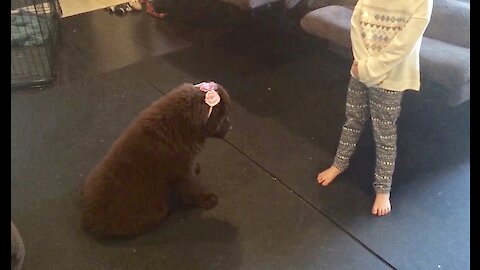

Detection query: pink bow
xmin=195 ymin=81 xmax=218 ymax=92
xmin=195 ymin=81 xmax=221 ymax=118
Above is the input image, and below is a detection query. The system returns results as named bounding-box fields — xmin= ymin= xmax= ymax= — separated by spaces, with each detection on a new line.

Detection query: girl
xmin=317 ymin=0 xmax=433 ymax=216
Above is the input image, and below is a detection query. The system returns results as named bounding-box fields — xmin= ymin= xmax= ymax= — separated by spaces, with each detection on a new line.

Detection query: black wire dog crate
xmin=11 ymin=0 xmax=62 ymax=89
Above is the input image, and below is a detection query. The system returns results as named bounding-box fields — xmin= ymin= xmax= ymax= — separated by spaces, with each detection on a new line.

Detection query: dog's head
xmin=164 ymin=82 xmax=231 ymax=140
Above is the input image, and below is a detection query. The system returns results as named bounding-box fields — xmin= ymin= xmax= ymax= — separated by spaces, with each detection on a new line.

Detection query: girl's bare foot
xmin=317 ymin=166 xmax=342 ymax=186
xmin=372 ymin=193 xmax=391 ymax=216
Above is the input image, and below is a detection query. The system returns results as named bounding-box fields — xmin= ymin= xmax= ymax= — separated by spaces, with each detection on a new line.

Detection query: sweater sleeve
xmin=357 ymin=1 xmax=432 ymax=87
xmin=350 ymin=0 xmax=367 ymax=62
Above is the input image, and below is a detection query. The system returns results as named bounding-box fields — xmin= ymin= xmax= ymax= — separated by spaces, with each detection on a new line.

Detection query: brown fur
xmin=81 ymin=83 xmax=231 ymax=239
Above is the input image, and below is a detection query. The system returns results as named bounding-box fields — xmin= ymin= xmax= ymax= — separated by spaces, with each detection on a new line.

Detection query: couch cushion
xmin=420 ymin=37 xmax=470 ymax=90
xmin=221 ymin=0 xmax=281 ymax=9
xmin=424 ymin=0 xmax=470 ymax=49
xmin=284 ymin=0 xmax=304 ymax=9
xmin=300 ymin=5 xmax=352 ymax=47
xmin=305 ymin=0 xmax=357 ymax=10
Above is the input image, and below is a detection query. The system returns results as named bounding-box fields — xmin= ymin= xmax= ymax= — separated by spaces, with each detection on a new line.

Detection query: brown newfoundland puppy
xmin=81 ymin=82 xmax=231 ymax=238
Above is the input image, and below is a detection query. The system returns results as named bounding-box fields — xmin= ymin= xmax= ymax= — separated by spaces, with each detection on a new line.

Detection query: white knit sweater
xmin=351 ymin=0 xmax=433 ymax=91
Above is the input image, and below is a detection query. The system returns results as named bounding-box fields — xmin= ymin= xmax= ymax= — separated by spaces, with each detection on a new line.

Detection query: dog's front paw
xmin=196 ymin=193 xmax=218 ymax=209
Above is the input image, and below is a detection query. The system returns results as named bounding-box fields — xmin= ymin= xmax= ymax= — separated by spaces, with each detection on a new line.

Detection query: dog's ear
xmin=205 ymin=86 xmax=231 ymax=137
xmin=204 ymin=101 xmax=226 ymax=134
xmin=191 ymin=92 xmax=210 ymax=126
xmin=189 ymin=83 xmax=231 ymax=137
xmin=188 ymin=91 xmax=213 ymax=135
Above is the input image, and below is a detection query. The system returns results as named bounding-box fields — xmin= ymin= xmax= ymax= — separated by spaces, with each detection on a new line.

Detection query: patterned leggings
xmin=333 ymin=77 xmax=404 ymax=194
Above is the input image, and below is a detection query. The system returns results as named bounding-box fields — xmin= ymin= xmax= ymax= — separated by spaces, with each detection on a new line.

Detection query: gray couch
xmin=300 ymin=0 xmax=470 ymax=106
xmin=220 ymin=0 xmax=281 ymax=9
xmin=220 ymin=0 xmax=303 ymax=10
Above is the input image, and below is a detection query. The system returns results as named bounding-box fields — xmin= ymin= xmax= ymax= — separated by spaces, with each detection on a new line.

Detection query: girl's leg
xmin=368 ymin=87 xmax=404 ymax=216
xmin=318 ymin=77 xmax=369 ymax=185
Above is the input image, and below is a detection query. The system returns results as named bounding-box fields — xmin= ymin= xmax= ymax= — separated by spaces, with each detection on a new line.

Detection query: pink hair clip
xmin=195 ymin=81 xmax=221 ymax=118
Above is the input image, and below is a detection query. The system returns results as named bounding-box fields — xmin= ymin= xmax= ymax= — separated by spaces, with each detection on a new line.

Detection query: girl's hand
xmin=351 ymin=61 xmax=359 ymax=78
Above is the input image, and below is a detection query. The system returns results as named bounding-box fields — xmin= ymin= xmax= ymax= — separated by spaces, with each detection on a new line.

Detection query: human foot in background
xmin=129 ymin=1 xmax=142 ymax=11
